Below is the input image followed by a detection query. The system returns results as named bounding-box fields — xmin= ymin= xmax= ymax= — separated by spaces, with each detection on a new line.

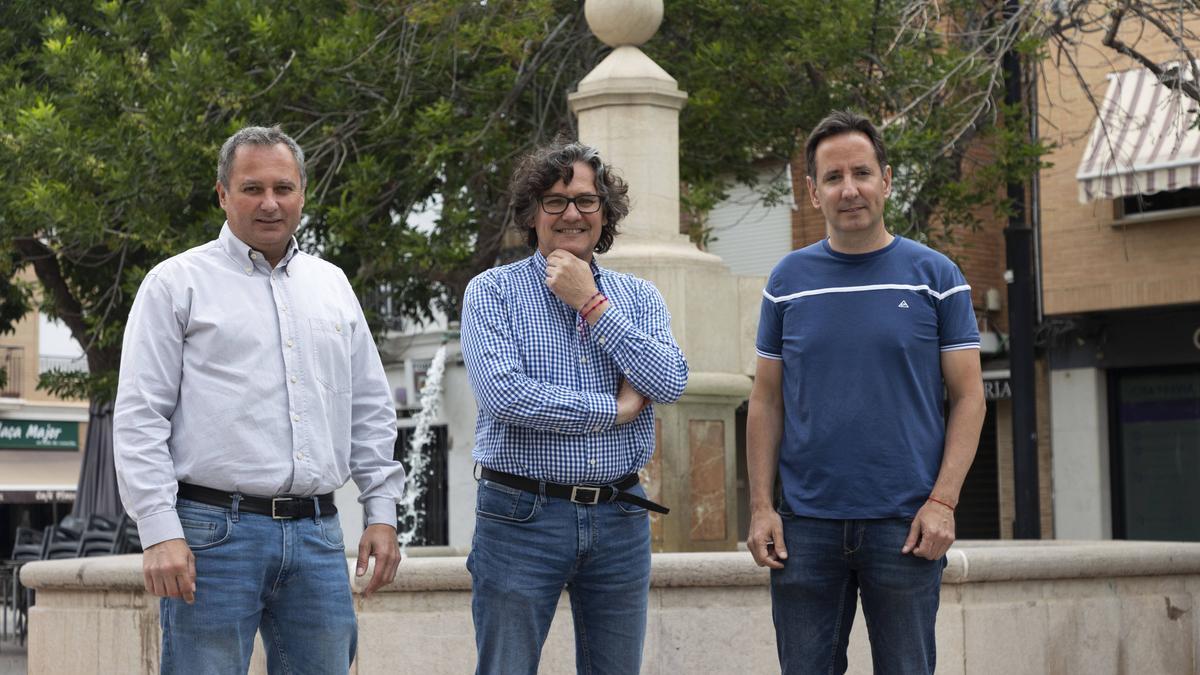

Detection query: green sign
xmin=0 ymin=419 xmax=79 ymax=450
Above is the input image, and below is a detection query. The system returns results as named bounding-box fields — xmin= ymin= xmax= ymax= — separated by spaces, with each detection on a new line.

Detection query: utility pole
xmin=1003 ymin=0 xmax=1041 ymax=539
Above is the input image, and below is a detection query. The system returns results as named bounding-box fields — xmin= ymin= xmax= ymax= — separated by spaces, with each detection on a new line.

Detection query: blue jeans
xmin=770 ymin=512 xmax=945 ymax=675
xmin=159 ymin=498 xmax=356 ymax=675
xmin=467 ymin=478 xmax=652 ymax=675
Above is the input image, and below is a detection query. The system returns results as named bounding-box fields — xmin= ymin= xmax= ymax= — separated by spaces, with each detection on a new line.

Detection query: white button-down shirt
xmin=114 ymin=224 xmax=404 ymax=547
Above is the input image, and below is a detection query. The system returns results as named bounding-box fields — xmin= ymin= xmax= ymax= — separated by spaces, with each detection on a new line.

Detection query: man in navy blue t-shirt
xmin=746 ymin=110 xmax=986 ymax=674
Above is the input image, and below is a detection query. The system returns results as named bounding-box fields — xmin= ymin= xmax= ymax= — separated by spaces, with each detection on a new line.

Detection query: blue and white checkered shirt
xmin=460 ymin=251 xmax=688 ymax=484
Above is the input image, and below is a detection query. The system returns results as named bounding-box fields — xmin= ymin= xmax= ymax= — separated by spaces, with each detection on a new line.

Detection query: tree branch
xmin=12 ymin=237 xmax=90 ymax=352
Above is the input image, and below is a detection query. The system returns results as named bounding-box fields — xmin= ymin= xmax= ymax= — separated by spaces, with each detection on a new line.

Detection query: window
xmin=1116 ymin=186 xmax=1200 ymax=222
xmin=1110 ymin=367 xmax=1200 ymax=541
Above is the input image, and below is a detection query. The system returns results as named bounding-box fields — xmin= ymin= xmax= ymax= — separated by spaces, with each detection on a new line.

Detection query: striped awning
xmin=1076 ymin=67 xmax=1200 ymax=203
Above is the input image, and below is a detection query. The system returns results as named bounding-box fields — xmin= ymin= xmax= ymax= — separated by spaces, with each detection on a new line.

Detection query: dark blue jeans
xmin=159 ymin=498 xmax=356 ymax=674
xmin=770 ymin=512 xmax=945 ymax=675
xmin=467 ymin=478 xmax=652 ymax=675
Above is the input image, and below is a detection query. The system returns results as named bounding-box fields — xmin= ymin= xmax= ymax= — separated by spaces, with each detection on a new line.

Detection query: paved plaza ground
xmin=0 ymin=635 xmax=25 ymax=675
xmin=1 ymin=603 xmax=27 ymax=675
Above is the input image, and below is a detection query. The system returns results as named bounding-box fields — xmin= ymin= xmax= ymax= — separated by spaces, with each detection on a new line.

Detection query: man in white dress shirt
xmin=114 ymin=125 xmax=405 ymax=674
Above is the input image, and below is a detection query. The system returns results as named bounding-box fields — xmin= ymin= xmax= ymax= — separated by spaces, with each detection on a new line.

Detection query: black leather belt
xmin=479 ymin=468 xmax=669 ymax=514
xmin=177 ymin=482 xmax=337 ymax=519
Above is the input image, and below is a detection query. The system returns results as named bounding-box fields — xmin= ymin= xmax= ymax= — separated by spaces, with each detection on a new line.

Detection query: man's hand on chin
xmin=544 ymin=249 xmax=598 ymax=310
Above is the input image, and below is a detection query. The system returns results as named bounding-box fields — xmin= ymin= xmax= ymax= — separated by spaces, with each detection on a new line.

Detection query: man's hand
xmin=902 ymin=501 xmax=956 ymax=560
xmin=747 ymin=508 xmax=788 ymax=569
xmin=356 ymin=523 xmax=402 ymax=598
xmin=143 ymin=538 xmax=195 ymax=604
xmin=544 ymin=249 xmax=598 ymax=310
xmin=615 ymin=378 xmax=648 ymax=425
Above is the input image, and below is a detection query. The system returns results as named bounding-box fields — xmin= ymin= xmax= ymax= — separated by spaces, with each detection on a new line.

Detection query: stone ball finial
xmin=585 ymin=0 xmax=664 ymax=48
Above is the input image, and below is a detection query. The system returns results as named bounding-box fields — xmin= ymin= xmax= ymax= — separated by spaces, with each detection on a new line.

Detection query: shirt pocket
xmin=309 ymin=317 xmax=352 ymax=395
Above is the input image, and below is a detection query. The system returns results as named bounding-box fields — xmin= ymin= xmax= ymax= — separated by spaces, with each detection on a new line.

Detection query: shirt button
xmin=598 ymin=336 xmax=606 ymax=345
xmin=244 ymin=266 xmax=252 ymax=274
xmin=249 ymin=252 xmax=258 ymax=260
xmin=286 ymin=339 xmax=294 ymax=348
xmin=292 ymin=413 xmax=300 ymax=422
xmin=280 ymin=305 xmax=287 ymax=312
xmin=335 ymin=324 xmax=342 ymax=333
xmin=295 ymin=452 xmax=304 ymax=460
xmin=290 ymin=375 xmax=298 ymax=383
xmin=593 ymin=426 xmax=603 ymax=433
xmin=580 ymin=356 xmax=588 ymax=363
xmin=588 ymin=459 xmax=597 ymax=466
xmin=624 ymin=369 xmax=632 ymax=376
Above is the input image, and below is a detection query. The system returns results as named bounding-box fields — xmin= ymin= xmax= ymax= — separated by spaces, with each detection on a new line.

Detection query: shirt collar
xmin=219 ymin=222 xmax=300 ymax=274
xmin=529 ymin=250 xmax=604 ymax=280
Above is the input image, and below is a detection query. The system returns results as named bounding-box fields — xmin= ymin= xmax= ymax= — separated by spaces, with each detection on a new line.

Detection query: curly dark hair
xmin=804 ymin=110 xmax=888 ymax=179
xmin=509 ymin=140 xmax=630 ymax=255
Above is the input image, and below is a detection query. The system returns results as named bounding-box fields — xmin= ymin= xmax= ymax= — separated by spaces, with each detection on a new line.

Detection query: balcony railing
xmin=1 ymin=346 xmax=24 ymax=398
xmin=39 ymin=354 xmax=89 ymax=375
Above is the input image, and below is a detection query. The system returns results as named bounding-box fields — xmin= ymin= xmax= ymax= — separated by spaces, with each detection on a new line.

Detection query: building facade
xmin=1040 ymin=24 xmax=1200 ymax=542
xmin=0 ymin=270 xmax=90 ymax=557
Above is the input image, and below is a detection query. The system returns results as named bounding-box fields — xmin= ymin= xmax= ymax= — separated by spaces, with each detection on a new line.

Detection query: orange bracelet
xmin=927 ymin=496 xmax=956 ymax=511
xmin=579 ymin=291 xmax=602 ymax=314
xmin=579 ymin=295 xmax=604 ymax=317
xmin=581 ymin=295 xmax=608 ymax=322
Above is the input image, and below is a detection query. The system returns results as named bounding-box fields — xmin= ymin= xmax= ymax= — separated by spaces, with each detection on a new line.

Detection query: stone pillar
xmin=569 ymin=0 xmax=751 ymax=552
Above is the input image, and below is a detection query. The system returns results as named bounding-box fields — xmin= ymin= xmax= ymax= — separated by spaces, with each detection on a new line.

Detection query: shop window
xmin=1110 ymin=367 xmax=1200 ymax=541
xmin=956 ymin=403 xmax=1001 ymax=539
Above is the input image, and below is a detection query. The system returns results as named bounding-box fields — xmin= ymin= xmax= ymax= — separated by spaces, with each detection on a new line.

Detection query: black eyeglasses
xmin=538 ymin=194 xmax=603 ymax=215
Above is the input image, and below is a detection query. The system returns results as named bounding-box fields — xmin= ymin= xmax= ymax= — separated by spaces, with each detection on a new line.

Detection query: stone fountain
xmin=569 ymin=0 xmax=757 ymax=552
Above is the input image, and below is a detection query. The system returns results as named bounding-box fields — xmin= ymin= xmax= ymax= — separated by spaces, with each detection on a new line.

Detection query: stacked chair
xmin=42 ymin=516 xmax=84 ymax=560
xmin=3 ymin=512 xmax=140 ymax=646
xmin=4 ymin=526 xmax=45 ymax=646
xmin=75 ymin=515 xmax=119 ymax=557
xmin=110 ymin=514 xmax=142 ymax=555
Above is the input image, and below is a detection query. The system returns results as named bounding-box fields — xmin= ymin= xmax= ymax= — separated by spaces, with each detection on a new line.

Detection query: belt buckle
xmin=271 ymin=497 xmax=294 ymax=519
xmin=570 ymin=486 xmax=600 ymax=505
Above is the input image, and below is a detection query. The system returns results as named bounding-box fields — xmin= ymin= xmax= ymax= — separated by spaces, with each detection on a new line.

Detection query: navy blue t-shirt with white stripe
xmin=755 ymin=236 xmax=980 ymax=519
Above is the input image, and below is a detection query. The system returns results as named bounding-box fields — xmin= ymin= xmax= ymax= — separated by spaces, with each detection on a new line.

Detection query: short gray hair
xmin=217 ymin=125 xmax=307 ymax=189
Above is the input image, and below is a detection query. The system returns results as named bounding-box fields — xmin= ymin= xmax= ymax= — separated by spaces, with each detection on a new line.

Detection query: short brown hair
xmin=804 ymin=110 xmax=888 ymax=179
xmin=509 ymin=140 xmax=630 ymax=255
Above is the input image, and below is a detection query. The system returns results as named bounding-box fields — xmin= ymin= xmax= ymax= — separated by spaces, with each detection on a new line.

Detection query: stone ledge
xmin=944 ymin=541 xmax=1200 ymax=583
xmin=22 ymin=542 xmax=1200 ymax=595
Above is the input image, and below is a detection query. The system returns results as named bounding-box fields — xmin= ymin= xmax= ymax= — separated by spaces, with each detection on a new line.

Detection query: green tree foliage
xmin=0 ymin=0 xmax=1089 ymax=402
xmin=654 ymin=0 xmax=1052 ymax=250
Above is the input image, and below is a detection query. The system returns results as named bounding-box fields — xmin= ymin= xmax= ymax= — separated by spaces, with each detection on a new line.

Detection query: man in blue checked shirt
xmin=460 ymin=139 xmax=688 ymax=674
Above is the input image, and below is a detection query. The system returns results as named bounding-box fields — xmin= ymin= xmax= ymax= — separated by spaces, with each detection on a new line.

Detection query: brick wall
xmin=1039 ymin=19 xmax=1200 ymax=315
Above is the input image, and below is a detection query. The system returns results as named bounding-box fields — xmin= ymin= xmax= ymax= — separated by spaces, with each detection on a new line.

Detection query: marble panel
xmin=687 ymin=419 xmax=726 ymax=541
